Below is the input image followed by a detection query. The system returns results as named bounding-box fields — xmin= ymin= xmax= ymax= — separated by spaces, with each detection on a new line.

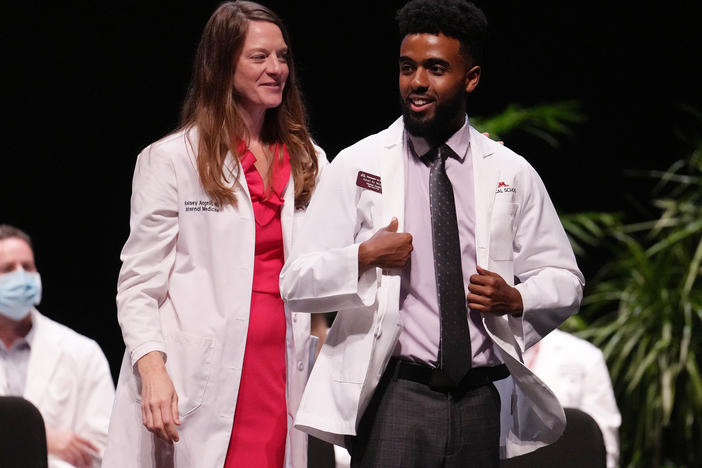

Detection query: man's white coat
xmin=0 ymin=310 xmax=115 ymax=468
xmin=279 ymin=118 xmax=585 ymax=458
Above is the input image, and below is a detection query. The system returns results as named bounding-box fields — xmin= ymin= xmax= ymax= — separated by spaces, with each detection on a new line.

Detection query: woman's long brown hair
xmin=180 ymin=1 xmax=318 ymax=209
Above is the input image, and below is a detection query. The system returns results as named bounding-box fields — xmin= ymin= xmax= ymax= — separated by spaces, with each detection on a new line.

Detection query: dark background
xmin=3 ymin=1 xmax=701 ymax=380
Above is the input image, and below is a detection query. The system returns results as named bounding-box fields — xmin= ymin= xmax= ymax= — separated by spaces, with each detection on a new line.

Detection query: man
xmin=524 ymin=329 xmax=621 ymax=468
xmin=0 ymin=225 xmax=115 ymax=468
xmin=280 ymin=0 xmax=584 ymax=466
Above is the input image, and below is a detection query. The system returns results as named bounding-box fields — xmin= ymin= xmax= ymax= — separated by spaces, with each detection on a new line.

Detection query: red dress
xmin=225 ymin=143 xmax=290 ymax=468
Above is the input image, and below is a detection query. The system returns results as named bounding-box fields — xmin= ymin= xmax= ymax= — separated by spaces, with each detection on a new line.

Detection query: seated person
xmin=523 ymin=328 xmax=621 ymax=468
xmin=0 ymin=225 xmax=115 ymax=468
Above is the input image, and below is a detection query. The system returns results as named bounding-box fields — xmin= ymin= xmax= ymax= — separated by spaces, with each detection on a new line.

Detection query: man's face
xmin=0 ymin=238 xmax=36 ymax=275
xmin=399 ymin=33 xmax=480 ymax=143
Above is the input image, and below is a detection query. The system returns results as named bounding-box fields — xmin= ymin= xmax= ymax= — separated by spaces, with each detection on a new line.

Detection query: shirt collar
xmin=0 ymin=314 xmax=35 ymax=352
xmin=0 ymin=332 xmax=32 ymax=352
xmin=406 ymin=116 xmax=471 ymax=163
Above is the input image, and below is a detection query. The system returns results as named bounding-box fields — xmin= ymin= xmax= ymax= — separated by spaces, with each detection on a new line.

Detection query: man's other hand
xmin=467 ymin=266 xmax=523 ymax=316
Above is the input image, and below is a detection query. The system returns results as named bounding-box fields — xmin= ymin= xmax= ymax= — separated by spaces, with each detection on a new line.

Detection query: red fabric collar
xmin=239 ymin=142 xmax=291 ymax=225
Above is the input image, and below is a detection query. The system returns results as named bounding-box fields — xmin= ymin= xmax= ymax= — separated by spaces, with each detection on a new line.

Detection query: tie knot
xmin=420 ymin=144 xmax=452 ymax=167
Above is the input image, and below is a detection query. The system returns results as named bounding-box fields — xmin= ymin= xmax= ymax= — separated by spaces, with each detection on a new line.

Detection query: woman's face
xmin=233 ymin=20 xmax=289 ymax=114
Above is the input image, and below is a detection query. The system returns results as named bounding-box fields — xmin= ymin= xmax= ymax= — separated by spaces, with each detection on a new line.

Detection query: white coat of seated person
xmin=523 ymin=329 xmax=621 ymax=468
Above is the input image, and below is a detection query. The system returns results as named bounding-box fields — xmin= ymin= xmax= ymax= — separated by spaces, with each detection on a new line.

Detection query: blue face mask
xmin=0 ymin=269 xmax=42 ymax=321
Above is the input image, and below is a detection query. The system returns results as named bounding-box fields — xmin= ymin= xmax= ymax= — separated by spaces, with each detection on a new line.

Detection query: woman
xmin=102 ymin=2 xmax=327 ymax=467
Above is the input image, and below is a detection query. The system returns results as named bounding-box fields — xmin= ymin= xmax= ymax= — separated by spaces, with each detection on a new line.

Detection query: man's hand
xmin=46 ymin=427 xmax=99 ymax=468
xmin=137 ymin=351 xmax=180 ymax=443
xmin=358 ymin=217 xmax=413 ymax=270
xmin=467 ymin=266 xmax=523 ymax=316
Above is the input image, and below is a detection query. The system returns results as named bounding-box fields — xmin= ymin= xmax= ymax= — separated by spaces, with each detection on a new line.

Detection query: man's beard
xmin=400 ymin=90 xmax=465 ymax=144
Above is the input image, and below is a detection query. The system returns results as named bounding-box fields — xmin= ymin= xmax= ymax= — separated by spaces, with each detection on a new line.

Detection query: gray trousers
xmin=349 ymin=362 xmax=501 ymax=468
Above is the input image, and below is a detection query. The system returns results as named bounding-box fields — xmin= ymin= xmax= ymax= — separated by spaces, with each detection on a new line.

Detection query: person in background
xmin=0 ymin=224 xmax=114 ymax=468
xmin=524 ymin=328 xmax=621 ymax=468
xmin=102 ymin=2 xmax=327 ymax=467
xmin=280 ymin=1 xmax=584 ymax=466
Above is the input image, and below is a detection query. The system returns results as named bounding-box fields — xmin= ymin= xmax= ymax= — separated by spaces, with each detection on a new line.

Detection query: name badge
xmin=356 ymin=171 xmax=382 ymax=194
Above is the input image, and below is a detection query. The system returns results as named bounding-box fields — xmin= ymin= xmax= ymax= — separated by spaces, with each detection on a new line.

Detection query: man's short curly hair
xmin=396 ymin=0 xmax=488 ymax=66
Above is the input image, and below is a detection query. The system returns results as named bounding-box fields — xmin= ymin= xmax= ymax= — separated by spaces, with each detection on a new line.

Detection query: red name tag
xmin=356 ymin=171 xmax=382 ymax=193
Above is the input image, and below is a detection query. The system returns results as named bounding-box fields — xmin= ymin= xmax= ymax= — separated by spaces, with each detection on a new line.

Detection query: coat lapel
xmin=380 ymin=118 xmax=406 ymax=231
xmin=223 ymin=151 xmax=251 ymax=200
xmin=470 ymin=131 xmax=524 ymax=349
xmin=23 ymin=311 xmax=62 ymax=405
xmin=470 ymin=128 xmax=499 ymax=268
xmin=183 ymin=127 xmax=252 ymax=212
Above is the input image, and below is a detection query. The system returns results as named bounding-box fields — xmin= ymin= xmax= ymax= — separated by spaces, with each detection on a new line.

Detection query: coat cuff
xmin=129 ymin=341 xmax=167 ymax=368
xmin=355 ymin=243 xmax=380 ymax=307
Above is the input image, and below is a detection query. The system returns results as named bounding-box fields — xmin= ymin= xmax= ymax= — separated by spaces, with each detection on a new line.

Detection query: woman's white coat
xmin=102 ymin=128 xmax=327 ymax=468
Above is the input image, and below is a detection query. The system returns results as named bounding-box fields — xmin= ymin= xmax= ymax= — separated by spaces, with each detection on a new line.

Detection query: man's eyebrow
xmin=398 ymin=55 xmax=415 ymax=63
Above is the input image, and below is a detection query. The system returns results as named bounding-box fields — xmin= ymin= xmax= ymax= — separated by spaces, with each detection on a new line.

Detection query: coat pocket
xmin=165 ymin=332 xmax=215 ymax=416
xmin=136 ymin=332 xmax=215 ymax=416
xmin=489 ymin=202 xmax=519 ymax=261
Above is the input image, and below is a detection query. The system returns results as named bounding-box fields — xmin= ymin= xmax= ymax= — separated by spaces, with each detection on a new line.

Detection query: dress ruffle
xmin=239 ymin=143 xmax=291 ymax=227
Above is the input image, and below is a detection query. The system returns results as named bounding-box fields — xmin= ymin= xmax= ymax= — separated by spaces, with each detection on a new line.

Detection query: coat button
xmin=292 ymin=314 xmax=298 ymax=323
xmin=297 ymin=361 xmax=304 ymax=371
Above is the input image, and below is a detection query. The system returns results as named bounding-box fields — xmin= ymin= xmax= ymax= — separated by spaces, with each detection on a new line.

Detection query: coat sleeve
xmin=280 ymin=154 xmax=379 ymax=313
xmin=74 ymin=339 xmax=116 ymax=466
xmin=116 ymin=145 xmax=179 ymax=366
xmin=509 ymin=162 xmax=585 ymax=350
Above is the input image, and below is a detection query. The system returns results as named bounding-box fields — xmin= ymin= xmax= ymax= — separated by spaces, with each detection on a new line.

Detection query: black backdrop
xmin=3 ymin=1 xmax=701 ymax=379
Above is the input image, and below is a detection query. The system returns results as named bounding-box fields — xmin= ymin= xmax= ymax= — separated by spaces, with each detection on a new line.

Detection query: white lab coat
xmin=524 ymin=329 xmax=620 ymax=467
xmin=280 ymin=118 xmax=585 ymax=458
xmin=103 ymin=128 xmax=327 ymax=468
xmin=0 ymin=309 xmax=115 ymax=468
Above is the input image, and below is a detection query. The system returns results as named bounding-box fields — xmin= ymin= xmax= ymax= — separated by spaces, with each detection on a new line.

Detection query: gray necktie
xmin=425 ymin=144 xmax=471 ymax=384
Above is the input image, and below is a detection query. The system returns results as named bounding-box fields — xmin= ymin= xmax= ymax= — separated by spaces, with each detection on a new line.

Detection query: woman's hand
xmin=136 ymin=351 xmax=181 ymax=443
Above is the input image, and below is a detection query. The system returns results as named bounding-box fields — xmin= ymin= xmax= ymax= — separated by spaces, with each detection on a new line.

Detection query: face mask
xmin=0 ymin=269 xmax=42 ymax=321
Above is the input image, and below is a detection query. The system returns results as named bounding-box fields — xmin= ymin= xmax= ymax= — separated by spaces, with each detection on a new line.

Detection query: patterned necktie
xmin=425 ymin=144 xmax=471 ymax=384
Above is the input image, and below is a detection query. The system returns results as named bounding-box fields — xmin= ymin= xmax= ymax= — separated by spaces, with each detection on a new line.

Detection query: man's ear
xmin=465 ymin=65 xmax=481 ymax=94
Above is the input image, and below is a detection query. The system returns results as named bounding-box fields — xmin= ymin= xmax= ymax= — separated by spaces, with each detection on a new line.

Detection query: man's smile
xmin=407 ymin=94 xmax=435 ymax=113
